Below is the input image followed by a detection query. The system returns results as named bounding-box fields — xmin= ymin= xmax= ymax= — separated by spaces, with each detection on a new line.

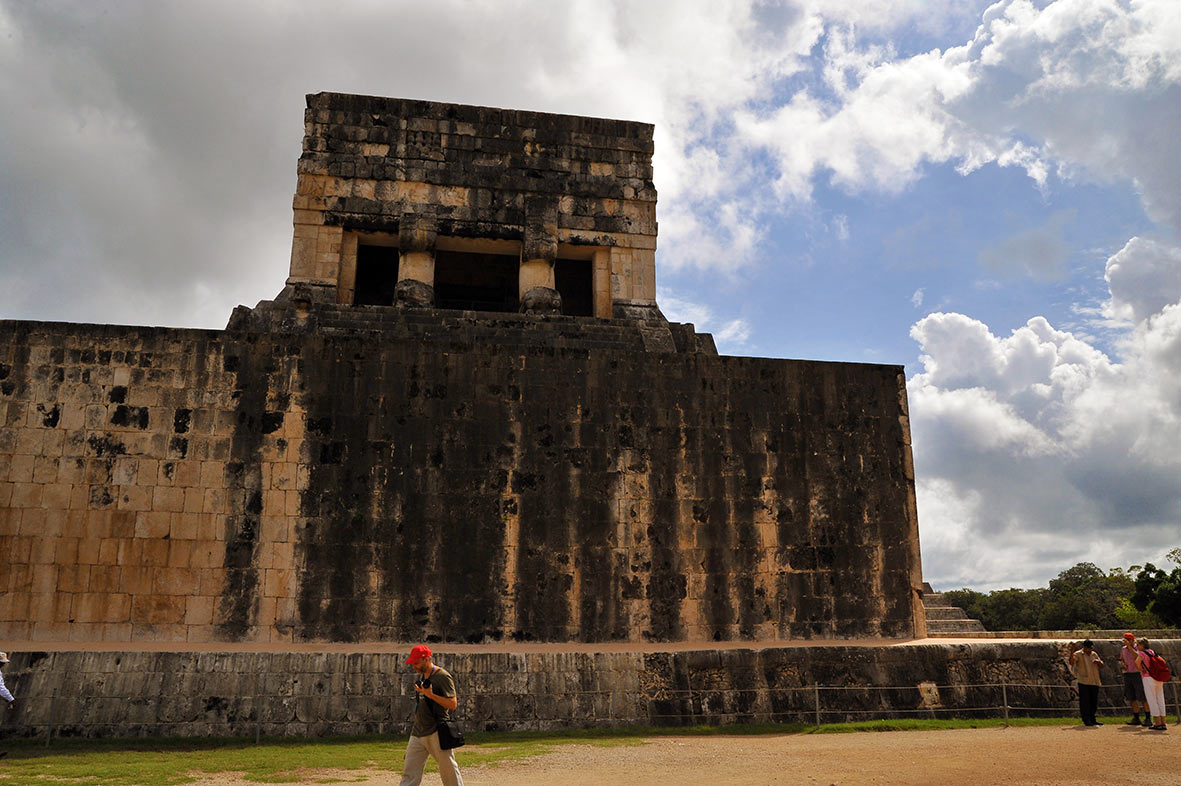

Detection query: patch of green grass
xmin=0 ymin=716 xmax=1129 ymax=785
xmin=0 ymin=736 xmax=404 ymax=786
xmin=0 ymin=730 xmax=640 ymax=786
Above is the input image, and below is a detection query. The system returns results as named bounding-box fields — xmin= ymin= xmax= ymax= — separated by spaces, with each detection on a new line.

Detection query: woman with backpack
xmin=1134 ymin=638 xmax=1169 ymax=731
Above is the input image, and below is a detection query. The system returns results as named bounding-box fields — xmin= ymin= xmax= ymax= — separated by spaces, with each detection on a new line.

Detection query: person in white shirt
xmin=1067 ymin=639 xmax=1104 ymax=726
xmin=0 ymin=651 xmax=15 ymax=759
xmin=0 ymin=652 xmax=15 ymax=706
xmin=1134 ymin=638 xmax=1169 ymax=731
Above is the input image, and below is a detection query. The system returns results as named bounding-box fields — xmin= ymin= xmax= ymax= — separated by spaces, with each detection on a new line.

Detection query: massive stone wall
xmin=0 ymin=308 xmax=922 ymax=644
xmin=2 ymin=641 xmax=1174 ymax=739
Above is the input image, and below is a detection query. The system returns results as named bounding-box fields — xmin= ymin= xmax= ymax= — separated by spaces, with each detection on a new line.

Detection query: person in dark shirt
xmin=398 ymin=645 xmax=463 ymax=786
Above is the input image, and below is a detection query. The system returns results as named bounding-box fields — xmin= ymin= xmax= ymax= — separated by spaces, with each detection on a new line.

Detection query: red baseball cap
xmin=1123 ymin=632 xmax=1136 ymax=640
xmin=405 ymin=645 xmax=432 ymax=665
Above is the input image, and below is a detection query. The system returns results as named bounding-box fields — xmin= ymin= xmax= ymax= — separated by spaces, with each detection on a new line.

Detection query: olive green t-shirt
xmin=410 ymin=666 xmax=456 ymax=737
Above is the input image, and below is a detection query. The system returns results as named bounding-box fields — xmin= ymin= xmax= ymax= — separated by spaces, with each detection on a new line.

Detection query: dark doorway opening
xmin=353 ymin=245 xmax=400 ymax=306
xmin=555 ymin=258 xmax=593 ymax=317
xmin=434 ymin=250 xmax=519 ymax=312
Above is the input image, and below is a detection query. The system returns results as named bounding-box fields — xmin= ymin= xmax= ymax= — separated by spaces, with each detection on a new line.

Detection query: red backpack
xmin=1146 ymin=652 xmax=1172 ymax=683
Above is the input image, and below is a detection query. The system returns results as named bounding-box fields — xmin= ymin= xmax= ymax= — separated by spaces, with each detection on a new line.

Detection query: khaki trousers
xmin=398 ymin=730 xmax=464 ymax=786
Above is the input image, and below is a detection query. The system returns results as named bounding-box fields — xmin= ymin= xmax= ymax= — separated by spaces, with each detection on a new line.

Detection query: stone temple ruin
xmin=0 ymin=93 xmax=951 ymax=736
xmin=1 ymin=92 xmax=926 ymax=645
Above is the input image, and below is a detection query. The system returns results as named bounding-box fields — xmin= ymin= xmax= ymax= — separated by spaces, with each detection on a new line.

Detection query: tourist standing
xmin=0 ymin=652 xmax=15 ymax=710
xmin=1118 ymin=632 xmax=1148 ymax=725
xmin=399 ymin=645 xmax=464 ymax=786
xmin=0 ymin=651 xmax=16 ymax=759
xmin=1068 ymin=639 xmax=1104 ymax=726
xmin=1134 ymin=638 xmax=1168 ymax=731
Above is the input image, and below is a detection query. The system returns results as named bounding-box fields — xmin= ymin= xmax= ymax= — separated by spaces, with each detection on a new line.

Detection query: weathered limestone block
xmin=285 ymin=93 xmax=658 ymax=315
xmin=7 ymin=642 xmax=1175 ymax=738
xmin=519 ymin=286 xmax=562 ymax=315
xmin=394 ymin=279 xmax=434 ymax=308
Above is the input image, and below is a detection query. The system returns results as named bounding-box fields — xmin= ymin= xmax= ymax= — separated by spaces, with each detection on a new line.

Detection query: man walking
xmin=1068 ymin=639 xmax=1104 ymax=726
xmin=399 ymin=645 xmax=464 ymax=786
xmin=1118 ymin=632 xmax=1148 ymax=725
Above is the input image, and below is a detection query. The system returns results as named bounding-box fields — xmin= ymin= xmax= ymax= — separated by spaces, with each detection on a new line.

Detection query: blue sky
xmin=2 ymin=0 xmax=1180 ymax=591
xmin=709 ymin=156 xmax=1154 ymax=369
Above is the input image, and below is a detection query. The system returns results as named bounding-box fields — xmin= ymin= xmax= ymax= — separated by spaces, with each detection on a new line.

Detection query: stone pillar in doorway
xmin=396 ymin=209 xmax=437 ymax=307
xmin=520 ymin=196 xmax=562 ymax=315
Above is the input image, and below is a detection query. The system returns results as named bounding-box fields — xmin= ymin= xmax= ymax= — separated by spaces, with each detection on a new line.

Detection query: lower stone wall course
xmin=2 ymin=641 xmax=1175 ymax=739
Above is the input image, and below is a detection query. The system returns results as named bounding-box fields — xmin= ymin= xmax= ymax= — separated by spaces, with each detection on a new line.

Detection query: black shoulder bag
xmin=436 ymin=718 xmax=465 ymax=750
xmin=423 ymin=673 xmax=465 ymax=750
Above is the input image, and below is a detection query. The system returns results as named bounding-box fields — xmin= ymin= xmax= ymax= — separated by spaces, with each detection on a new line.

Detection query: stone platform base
xmin=0 ymin=640 xmax=1176 ymax=739
xmin=928 ymin=629 xmax=1181 ymax=639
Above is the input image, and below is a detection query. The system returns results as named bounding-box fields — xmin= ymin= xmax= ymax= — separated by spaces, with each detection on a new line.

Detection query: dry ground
xmin=187 ymin=724 xmax=1178 ymax=785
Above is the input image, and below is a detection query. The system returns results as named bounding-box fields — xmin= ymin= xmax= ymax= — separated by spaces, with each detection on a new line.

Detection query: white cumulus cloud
xmin=1105 ymin=236 xmax=1181 ymax=323
xmin=3 ymin=0 xmax=1179 ymax=323
xmin=735 ymin=0 xmax=1181 ymax=240
xmin=658 ymin=287 xmax=752 ymax=353
xmin=909 ymin=266 xmax=1181 ymax=588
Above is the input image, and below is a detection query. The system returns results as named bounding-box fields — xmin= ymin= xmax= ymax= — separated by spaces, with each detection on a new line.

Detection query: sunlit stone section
xmin=395 ymin=210 xmax=437 ymax=307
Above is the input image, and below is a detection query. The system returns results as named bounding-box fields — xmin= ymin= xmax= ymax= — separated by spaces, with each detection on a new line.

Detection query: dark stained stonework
xmin=519 ymin=286 xmax=562 ymax=315
xmin=1 ymin=301 xmax=923 ymax=644
xmin=3 ymin=640 xmax=1175 ymax=738
xmin=394 ymin=279 xmax=435 ymax=308
xmin=300 ymin=92 xmax=655 ymax=234
xmin=216 ymin=335 xmax=276 ymax=639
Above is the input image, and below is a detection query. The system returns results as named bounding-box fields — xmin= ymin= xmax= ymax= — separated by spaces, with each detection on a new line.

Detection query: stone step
xmin=921 ymin=587 xmax=987 ymax=634
xmin=927 ymin=618 xmax=988 ymax=633
xmin=230 ymin=299 xmax=704 ymax=354
xmin=314 ymin=320 xmax=648 ymax=350
xmin=925 ymin=606 xmax=975 ymax=621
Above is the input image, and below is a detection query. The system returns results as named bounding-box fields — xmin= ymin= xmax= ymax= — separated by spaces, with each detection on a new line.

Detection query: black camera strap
xmin=407 ymin=666 xmax=442 ymax=722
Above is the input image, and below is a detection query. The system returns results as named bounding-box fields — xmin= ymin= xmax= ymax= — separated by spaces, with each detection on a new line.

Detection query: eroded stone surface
xmin=0 ymin=309 xmax=921 ymax=645
xmin=1 ymin=640 xmax=1171 ymax=738
xmin=519 ymin=286 xmax=562 ymax=315
xmin=288 ymin=93 xmax=658 ymax=317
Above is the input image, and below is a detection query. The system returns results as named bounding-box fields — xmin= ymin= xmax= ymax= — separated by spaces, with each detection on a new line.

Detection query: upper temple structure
xmin=283 ymin=92 xmax=660 ymax=321
xmin=0 ymin=93 xmax=927 ymax=645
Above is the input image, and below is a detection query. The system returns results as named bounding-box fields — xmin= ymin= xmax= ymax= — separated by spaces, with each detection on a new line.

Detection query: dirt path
xmin=186 ymin=725 xmax=1178 ymax=785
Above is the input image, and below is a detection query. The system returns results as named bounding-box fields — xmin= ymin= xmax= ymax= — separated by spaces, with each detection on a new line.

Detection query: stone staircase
xmin=922 ymin=582 xmax=987 ymax=635
xmin=227 ymin=299 xmax=719 ymax=355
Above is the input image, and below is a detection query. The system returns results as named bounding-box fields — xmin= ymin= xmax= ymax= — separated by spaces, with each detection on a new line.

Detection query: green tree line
xmin=944 ymin=548 xmax=1181 ymax=631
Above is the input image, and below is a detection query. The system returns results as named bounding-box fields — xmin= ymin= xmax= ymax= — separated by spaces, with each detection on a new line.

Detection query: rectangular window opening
xmin=555 ymin=258 xmax=594 ymax=317
xmin=434 ymin=250 xmax=520 ymax=313
xmin=353 ymin=244 xmax=400 ymax=306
